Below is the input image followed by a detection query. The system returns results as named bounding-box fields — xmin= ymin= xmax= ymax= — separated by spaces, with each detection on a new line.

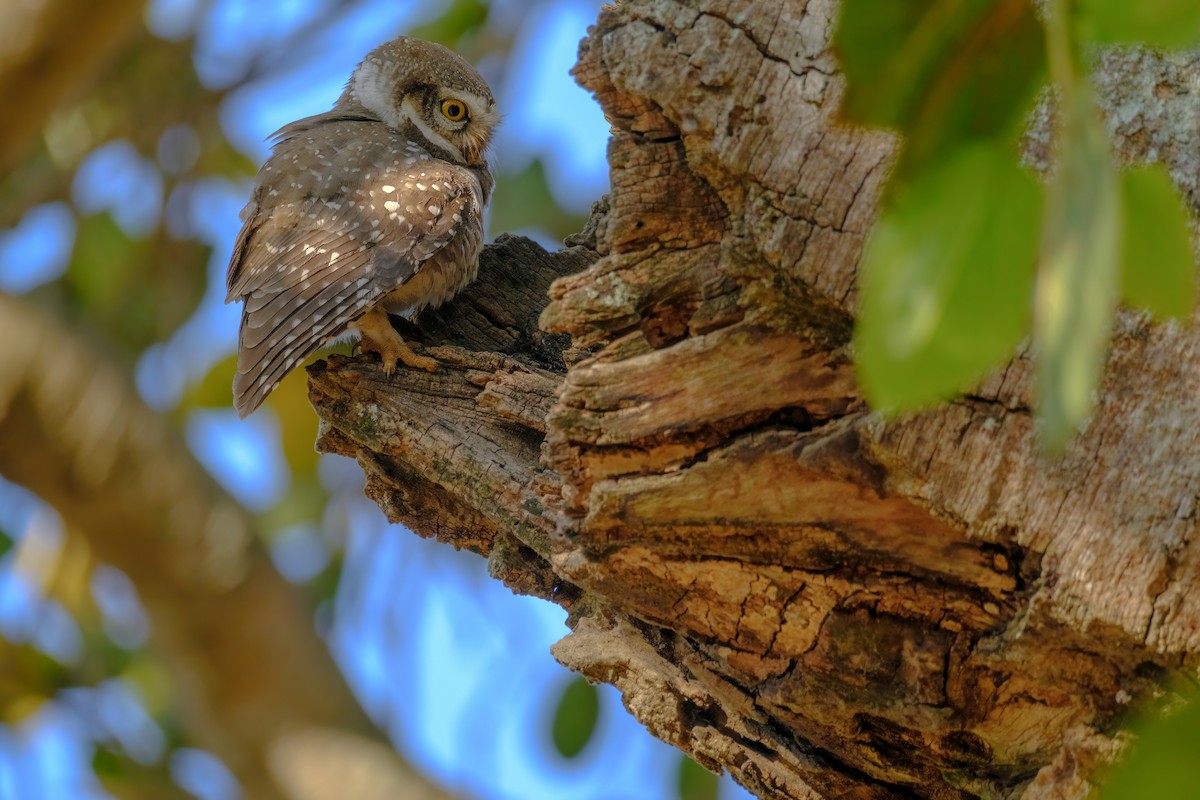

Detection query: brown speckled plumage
xmin=225 ymin=37 xmax=497 ymax=417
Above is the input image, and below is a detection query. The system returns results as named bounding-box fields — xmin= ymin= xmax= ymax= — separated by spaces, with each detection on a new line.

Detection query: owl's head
xmin=342 ymin=36 xmax=498 ymax=168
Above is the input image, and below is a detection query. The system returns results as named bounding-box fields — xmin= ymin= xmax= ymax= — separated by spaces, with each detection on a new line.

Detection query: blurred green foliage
xmin=855 ymin=141 xmax=1041 ymax=409
xmin=677 ymin=756 xmax=718 ymax=800
xmin=1032 ymin=81 xmax=1121 ymax=453
xmin=491 ymin=158 xmax=589 ymax=242
xmin=1076 ymin=0 xmax=1200 ymax=47
xmin=409 ymin=0 xmax=491 ymax=45
xmin=838 ymin=0 xmax=1199 ymax=451
xmin=1103 ymin=689 xmax=1200 ymax=799
xmin=1120 ymin=165 xmax=1196 ymax=321
xmin=837 ymin=0 xmax=1045 ymax=180
xmin=66 ymin=213 xmax=210 ymax=356
xmin=551 ymin=675 xmax=599 ymax=759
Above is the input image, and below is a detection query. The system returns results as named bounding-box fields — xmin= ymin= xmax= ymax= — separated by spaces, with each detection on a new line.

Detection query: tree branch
xmin=0 ymin=0 xmax=146 ymax=169
xmin=311 ymin=6 xmax=1200 ymax=800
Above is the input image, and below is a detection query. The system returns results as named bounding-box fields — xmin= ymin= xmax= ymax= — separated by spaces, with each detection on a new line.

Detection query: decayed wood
xmin=311 ymin=3 xmax=1200 ymax=798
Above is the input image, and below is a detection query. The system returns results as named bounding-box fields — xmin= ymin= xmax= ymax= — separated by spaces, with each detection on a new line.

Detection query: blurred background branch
xmin=0 ymin=292 xmax=459 ymax=800
xmin=0 ymin=0 xmax=145 ymax=170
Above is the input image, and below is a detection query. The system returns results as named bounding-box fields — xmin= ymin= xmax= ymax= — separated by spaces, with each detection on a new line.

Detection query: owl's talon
xmin=357 ymin=305 xmax=437 ymax=377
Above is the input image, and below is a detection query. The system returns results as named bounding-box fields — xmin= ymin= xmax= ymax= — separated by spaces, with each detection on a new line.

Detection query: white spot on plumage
xmin=384 ymin=200 xmax=400 ymax=212
xmin=382 ymin=185 xmax=395 ymax=193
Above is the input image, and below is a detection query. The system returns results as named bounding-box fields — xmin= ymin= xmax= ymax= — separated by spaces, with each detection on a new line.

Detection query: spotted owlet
xmin=224 ymin=36 xmax=498 ymax=417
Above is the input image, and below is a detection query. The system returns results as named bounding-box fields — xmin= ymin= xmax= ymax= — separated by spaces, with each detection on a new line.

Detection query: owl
xmin=225 ymin=36 xmax=498 ymax=417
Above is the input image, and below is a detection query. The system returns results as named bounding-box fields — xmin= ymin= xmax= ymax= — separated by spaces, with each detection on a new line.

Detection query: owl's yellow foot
xmin=355 ymin=306 xmax=437 ymax=376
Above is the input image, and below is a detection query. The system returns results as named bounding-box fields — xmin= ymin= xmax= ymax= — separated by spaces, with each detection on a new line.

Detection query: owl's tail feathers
xmin=231 ymin=286 xmax=363 ymax=417
xmin=231 ymin=306 xmax=316 ymax=418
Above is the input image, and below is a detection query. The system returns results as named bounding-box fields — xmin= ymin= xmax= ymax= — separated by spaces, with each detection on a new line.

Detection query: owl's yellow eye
xmin=440 ymin=99 xmax=468 ymax=122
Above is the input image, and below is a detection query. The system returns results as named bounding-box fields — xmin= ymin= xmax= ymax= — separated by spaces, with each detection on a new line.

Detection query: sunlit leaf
xmin=1120 ymin=165 xmax=1196 ymax=321
xmin=836 ymin=0 xmax=1046 ymax=177
xmin=1034 ymin=87 xmax=1121 ymax=453
xmin=1076 ymin=0 xmax=1200 ymax=48
xmin=678 ymin=756 xmax=718 ymax=800
xmin=855 ymin=140 xmax=1042 ymax=411
xmin=551 ymin=676 xmax=599 ymax=759
xmin=1103 ymin=692 xmax=1200 ymax=799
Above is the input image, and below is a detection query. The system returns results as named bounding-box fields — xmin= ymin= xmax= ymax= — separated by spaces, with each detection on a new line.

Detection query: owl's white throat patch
xmin=351 ymin=59 xmax=403 ymax=128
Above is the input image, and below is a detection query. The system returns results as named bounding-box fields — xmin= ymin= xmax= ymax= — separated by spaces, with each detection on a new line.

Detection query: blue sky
xmin=0 ymin=1 xmax=753 ymax=798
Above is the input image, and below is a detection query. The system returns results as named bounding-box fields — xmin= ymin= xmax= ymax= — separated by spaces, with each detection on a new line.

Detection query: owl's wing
xmin=225 ymin=140 xmax=483 ymax=417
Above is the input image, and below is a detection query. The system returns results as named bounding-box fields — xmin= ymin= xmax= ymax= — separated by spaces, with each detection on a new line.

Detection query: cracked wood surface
xmin=311 ymin=3 xmax=1200 ymax=798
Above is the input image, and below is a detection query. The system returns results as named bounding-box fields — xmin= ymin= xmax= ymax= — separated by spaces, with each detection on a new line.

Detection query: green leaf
xmin=1103 ymin=693 xmax=1200 ymax=799
xmin=1120 ymin=165 xmax=1196 ymax=321
xmin=551 ymin=676 xmax=599 ymax=759
xmin=1076 ymin=0 xmax=1200 ymax=48
xmin=408 ymin=0 xmax=490 ymax=46
xmin=678 ymin=756 xmax=719 ymax=800
xmin=835 ymin=0 xmax=1046 ymax=177
xmin=1034 ymin=87 xmax=1121 ymax=453
xmin=854 ymin=140 xmax=1042 ymax=411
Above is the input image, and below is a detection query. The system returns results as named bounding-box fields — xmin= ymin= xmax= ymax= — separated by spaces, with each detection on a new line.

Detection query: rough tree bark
xmin=311 ymin=3 xmax=1200 ymax=798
